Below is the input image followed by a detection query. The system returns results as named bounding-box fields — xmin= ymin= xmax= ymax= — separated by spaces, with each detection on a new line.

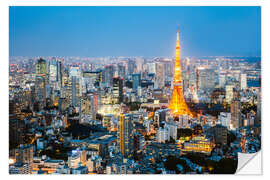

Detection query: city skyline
xmin=9 ymin=6 xmax=261 ymax=57
xmin=9 ymin=7 xmax=261 ymax=175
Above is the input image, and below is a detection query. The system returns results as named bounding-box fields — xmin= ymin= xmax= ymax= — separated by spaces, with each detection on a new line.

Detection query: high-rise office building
xmin=133 ymin=132 xmax=144 ymax=159
xmin=240 ymin=73 xmax=247 ymax=90
xmin=49 ymin=59 xmax=57 ymax=83
xmin=102 ymin=114 xmax=113 ymax=130
xmin=135 ymin=58 xmax=143 ymax=73
xmin=127 ymin=59 xmax=136 ymax=75
xmin=219 ymin=74 xmax=226 ymax=88
xmin=15 ymin=144 xmax=34 ymax=174
xmin=230 ymin=96 xmax=242 ymax=129
xmin=104 ymin=65 xmax=114 ymax=87
xmin=132 ymin=73 xmax=141 ymax=91
xmin=35 ymin=58 xmax=47 ymax=76
xmin=155 ymin=109 xmax=167 ymax=127
xmin=156 ymin=62 xmax=165 ymax=89
xmin=9 ymin=119 xmax=26 ymax=149
xmin=226 ymin=85 xmax=234 ymax=103
xmin=209 ymin=125 xmax=228 ymax=145
xmin=117 ymin=63 xmax=126 ymax=78
xmin=164 ymin=122 xmax=178 ymax=140
xmin=83 ymin=70 xmax=102 ymax=88
xmin=113 ymin=77 xmax=123 ymax=104
xmin=90 ymin=92 xmax=99 ymax=120
xmin=218 ymin=112 xmax=231 ymax=129
xmin=163 ymin=59 xmax=174 ymax=79
xmin=35 ymin=58 xmax=47 ymax=105
xmin=147 ymin=62 xmax=156 ymax=74
xmin=80 ymin=96 xmax=91 ymax=120
xmin=157 ymin=127 xmax=170 ymax=143
xmin=71 ymin=76 xmax=81 ymax=107
xmin=119 ymin=114 xmax=134 ymax=158
xmin=57 ymin=59 xmax=64 ymax=87
xmin=28 ymin=59 xmax=35 ymax=74
xmin=35 ymin=75 xmax=46 ymax=104
xmin=197 ymin=67 xmax=215 ymax=91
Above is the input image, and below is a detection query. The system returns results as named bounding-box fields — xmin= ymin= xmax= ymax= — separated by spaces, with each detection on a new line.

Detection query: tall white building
xmin=164 ymin=122 xmax=178 ymax=140
xmin=157 ymin=127 xmax=170 ymax=143
xmin=156 ymin=62 xmax=165 ymax=89
xmin=197 ymin=68 xmax=216 ymax=91
xmin=135 ymin=58 xmax=143 ymax=73
xmin=218 ymin=112 xmax=231 ymax=129
xmin=49 ymin=60 xmax=57 ymax=83
xmin=240 ymin=73 xmax=247 ymax=90
xmin=225 ymin=85 xmax=234 ymax=103
xmin=219 ymin=74 xmax=226 ymax=88
xmin=147 ymin=63 xmax=156 ymax=74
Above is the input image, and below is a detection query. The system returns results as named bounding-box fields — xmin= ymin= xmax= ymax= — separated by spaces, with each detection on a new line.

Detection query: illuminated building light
xmin=168 ymin=25 xmax=193 ymax=117
xmin=9 ymin=158 xmax=16 ymax=164
xmin=179 ymin=136 xmax=214 ymax=155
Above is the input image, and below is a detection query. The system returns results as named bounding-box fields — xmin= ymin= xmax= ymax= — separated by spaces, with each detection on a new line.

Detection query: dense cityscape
xmin=9 ymin=27 xmax=261 ymax=174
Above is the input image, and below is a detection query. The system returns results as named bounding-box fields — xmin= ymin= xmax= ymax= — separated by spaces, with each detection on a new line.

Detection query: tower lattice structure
xmin=168 ymin=26 xmax=193 ymax=117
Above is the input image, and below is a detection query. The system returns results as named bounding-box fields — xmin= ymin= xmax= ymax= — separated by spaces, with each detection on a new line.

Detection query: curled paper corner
xmin=236 ymin=151 xmax=262 ymax=175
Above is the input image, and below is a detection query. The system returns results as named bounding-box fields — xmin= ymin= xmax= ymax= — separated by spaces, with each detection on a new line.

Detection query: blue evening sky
xmin=9 ymin=6 xmax=261 ymax=57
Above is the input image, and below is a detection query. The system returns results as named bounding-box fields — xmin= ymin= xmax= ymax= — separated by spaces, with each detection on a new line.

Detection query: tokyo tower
xmin=168 ymin=26 xmax=193 ymax=117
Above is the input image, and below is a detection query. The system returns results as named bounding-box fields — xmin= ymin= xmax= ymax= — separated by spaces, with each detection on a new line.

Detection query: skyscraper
xmin=80 ymin=95 xmax=91 ymax=119
xmin=226 ymin=85 xmax=234 ymax=103
xmin=230 ymin=99 xmax=242 ymax=129
xmin=90 ymin=92 xmax=99 ymax=120
xmin=135 ymin=58 xmax=143 ymax=73
xmin=168 ymin=26 xmax=193 ymax=117
xmin=35 ymin=75 xmax=46 ymax=104
xmin=157 ymin=127 xmax=170 ymax=143
xmin=113 ymin=77 xmax=123 ymax=104
xmin=197 ymin=67 xmax=215 ymax=91
xmin=230 ymin=90 xmax=242 ymax=129
xmin=127 ymin=59 xmax=136 ymax=75
xmin=133 ymin=132 xmax=144 ymax=160
xmin=156 ymin=62 xmax=165 ymax=89
xmin=104 ymin=65 xmax=114 ymax=87
xmin=71 ymin=76 xmax=81 ymax=107
xmin=219 ymin=74 xmax=226 ymax=88
xmin=147 ymin=62 xmax=156 ymax=74
xmin=132 ymin=73 xmax=141 ymax=91
xmin=117 ymin=63 xmax=126 ymax=78
xmin=35 ymin=58 xmax=47 ymax=76
xmin=57 ymin=59 xmax=64 ymax=87
xmin=240 ymin=73 xmax=247 ymax=90
xmin=49 ymin=59 xmax=57 ymax=83
xmin=35 ymin=58 xmax=47 ymax=105
xmin=119 ymin=114 xmax=134 ymax=158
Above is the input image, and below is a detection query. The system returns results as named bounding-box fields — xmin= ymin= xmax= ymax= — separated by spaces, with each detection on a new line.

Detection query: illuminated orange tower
xmin=168 ymin=26 xmax=193 ymax=116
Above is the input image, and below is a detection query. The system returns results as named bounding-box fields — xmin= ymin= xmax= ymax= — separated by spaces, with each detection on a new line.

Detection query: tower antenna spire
xmin=168 ymin=25 xmax=193 ymax=117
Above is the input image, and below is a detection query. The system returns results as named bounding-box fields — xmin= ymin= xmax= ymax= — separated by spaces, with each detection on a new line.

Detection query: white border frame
xmin=2 ymin=0 xmax=268 ymax=180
